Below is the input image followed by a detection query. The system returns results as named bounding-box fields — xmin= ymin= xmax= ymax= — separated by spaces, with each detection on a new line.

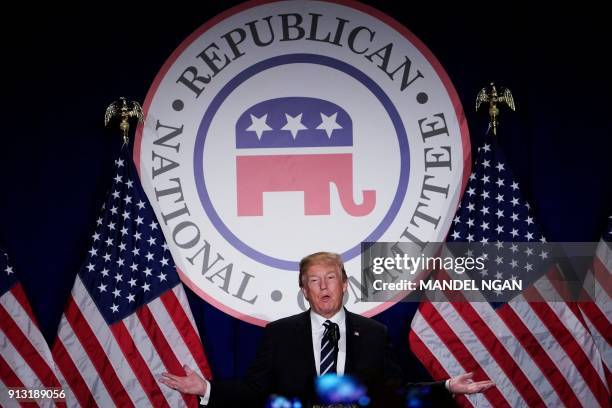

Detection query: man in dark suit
xmin=160 ymin=252 xmax=494 ymax=406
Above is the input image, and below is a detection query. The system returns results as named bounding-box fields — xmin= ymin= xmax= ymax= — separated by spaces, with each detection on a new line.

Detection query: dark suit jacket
xmin=208 ymin=309 xmax=451 ymax=407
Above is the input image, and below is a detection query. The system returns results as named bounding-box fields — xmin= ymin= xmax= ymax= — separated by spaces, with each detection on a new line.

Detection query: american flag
xmin=578 ymin=215 xmax=611 ymax=380
xmin=409 ymin=142 xmax=610 ymax=407
xmin=51 ymin=149 xmax=212 ymax=407
xmin=1 ymin=248 xmax=65 ymax=408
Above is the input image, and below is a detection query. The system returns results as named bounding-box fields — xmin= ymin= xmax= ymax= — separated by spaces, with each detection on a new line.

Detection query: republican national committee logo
xmin=135 ymin=0 xmax=470 ymax=325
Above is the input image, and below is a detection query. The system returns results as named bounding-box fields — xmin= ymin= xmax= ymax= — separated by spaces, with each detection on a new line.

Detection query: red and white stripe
xmin=410 ymin=270 xmax=610 ymax=407
xmin=52 ymin=276 xmax=211 ymax=407
xmin=0 ymin=283 xmax=65 ymax=408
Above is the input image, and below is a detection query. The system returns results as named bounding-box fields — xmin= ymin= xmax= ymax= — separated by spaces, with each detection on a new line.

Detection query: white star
xmin=126 ymin=293 xmax=135 ymax=303
xmin=108 ymin=222 xmax=116 ymax=231
xmin=495 ymin=256 xmax=503 ymax=265
xmin=511 ymin=213 xmax=519 ymax=222
xmin=480 ymin=237 xmax=489 ymax=243
xmin=5 ymin=265 xmax=14 ymax=275
xmin=481 ymin=221 xmax=489 ymax=231
xmin=135 ymin=216 xmax=144 ymax=225
xmin=525 ymin=216 xmax=534 ymax=225
xmin=451 ymin=230 xmax=461 ymax=239
xmin=480 ymin=190 xmax=489 ymax=200
xmin=89 ymin=247 xmax=98 ymax=257
xmin=145 ymin=252 xmax=155 ymax=261
xmin=128 ymin=278 xmax=138 ymax=287
xmin=495 ymin=241 xmax=503 ymax=249
xmin=496 ymin=178 xmax=505 ymax=187
xmin=122 ymin=211 xmax=130 ymax=220
xmin=110 ymin=206 xmax=118 ymax=215
xmin=114 ymin=273 xmax=123 ymax=282
xmin=469 ymin=173 xmax=476 ymax=181
xmin=482 ymin=144 xmax=491 ymax=152
xmin=466 ymin=218 xmax=475 ymax=227
xmin=511 ymin=197 xmax=520 ymax=206
xmin=118 ymin=242 xmax=127 ymax=252
xmin=160 ymin=257 xmax=169 ymax=267
xmin=466 ymin=187 xmax=475 ymax=196
xmin=481 ymin=175 xmax=490 ymax=184
xmin=245 ymin=114 xmax=272 ymax=139
xmin=143 ymin=267 xmax=153 ymax=277
xmin=149 ymin=221 xmax=158 ymax=230
xmin=467 ymin=233 xmax=474 ymax=242
xmin=100 ymin=268 xmax=109 ymax=277
xmin=123 ymin=195 xmax=132 ymax=205
xmin=86 ymin=263 xmax=95 ymax=272
xmin=495 ymin=209 xmax=504 ymax=218
xmin=496 ymin=162 xmax=505 ymax=171
xmin=453 ymin=215 xmax=461 ymax=224
xmin=495 ymin=193 xmax=504 ymax=203
xmin=147 ymin=237 xmax=156 ymax=246
xmin=134 ymin=231 xmax=142 ymax=240
xmin=482 ymin=159 xmax=490 ymax=168
xmin=131 ymin=247 xmax=140 ymax=256
xmin=103 ymin=253 xmax=111 ymax=262
xmin=116 ymin=258 xmax=125 ymax=267
xmin=479 ymin=206 xmax=489 ymax=215
xmin=112 ymin=190 xmax=120 ymax=199
xmin=281 ymin=113 xmax=307 ymax=138
xmin=539 ymin=250 xmax=548 ymax=259
xmin=158 ymin=272 xmax=167 ymax=282
xmin=316 ymin=112 xmax=342 ymax=137
xmin=112 ymin=288 xmax=121 ymax=297
xmin=142 ymin=282 xmax=151 ymax=292
xmin=120 ymin=226 xmax=129 ymax=236
xmin=126 ymin=180 xmax=134 ymax=188
xmin=510 ymin=244 xmax=518 ymax=253
xmin=92 ymin=232 xmax=100 ymax=241
xmin=466 ymin=203 xmax=475 ymax=212
xmin=130 ymin=262 xmax=139 ymax=272
xmin=114 ymin=174 xmax=123 ymax=184
xmin=525 ymin=231 xmax=534 ymax=241
xmin=162 ymin=243 xmax=169 ymax=251
xmin=105 ymin=237 xmax=114 ymax=246
xmin=495 ymin=225 xmax=504 ymax=234
xmin=110 ymin=303 xmax=119 ymax=313
xmin=96 ymin=217 xmax=103 ymax=226
xmin=525 ymin=262 xmax=533 ymax=272
xmin=510 ymin=228 xmax=519 ymax=238
xmin=525 ymin=248 xmax=534 ymax=256
xmin=136 ymin=200 xmax=146 ymax=210
xmin=495 ymin=271 xmax=503 ymax=280
xmin=116 ymin=158 xmax=124 ymax=167
xmin=511 ymin=181 xmax=519 ymax=190
xmin=510 ymin=259 xmax=518 ymax=268
xmin=97 ymin=283 xmax=107 ymax=293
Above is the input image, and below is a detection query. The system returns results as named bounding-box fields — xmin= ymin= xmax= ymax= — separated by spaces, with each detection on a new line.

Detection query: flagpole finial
xmin=475 ymin=82 xmax=515 ymax=135
xmin=104 ymin=97 xmax=144 ymax=145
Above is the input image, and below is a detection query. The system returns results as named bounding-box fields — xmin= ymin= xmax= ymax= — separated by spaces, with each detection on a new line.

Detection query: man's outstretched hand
xmin=448 ymin=372 xmax=494 ymax=394
xmin=160 ymin=365 xmax=207 ymax=395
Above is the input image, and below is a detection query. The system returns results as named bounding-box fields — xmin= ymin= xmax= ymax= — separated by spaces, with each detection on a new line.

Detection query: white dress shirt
xmin=310 ymin=308 xmax=346 ymax=375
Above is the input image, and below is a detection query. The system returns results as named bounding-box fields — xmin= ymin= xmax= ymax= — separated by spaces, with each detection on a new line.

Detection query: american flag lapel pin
xmin=354 ymin=331 xmax=359 ymax=336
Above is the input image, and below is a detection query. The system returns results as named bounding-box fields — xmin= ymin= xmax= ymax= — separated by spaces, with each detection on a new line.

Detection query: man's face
xmin=301 ymin=262 xmax=347 ymax=318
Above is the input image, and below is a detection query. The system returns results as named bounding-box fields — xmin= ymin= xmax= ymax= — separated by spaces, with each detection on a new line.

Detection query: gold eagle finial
xmin=475 ymin=82 xmax=515 ymax=135
xmin=104 ymin=97 xmax=144 ymax=144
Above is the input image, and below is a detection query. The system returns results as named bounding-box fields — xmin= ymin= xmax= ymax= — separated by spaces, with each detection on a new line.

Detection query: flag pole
xmin=475 ymin=82 xmax=516 ymax=135
xmin=104 ymin=97 xmax=144 ymax=145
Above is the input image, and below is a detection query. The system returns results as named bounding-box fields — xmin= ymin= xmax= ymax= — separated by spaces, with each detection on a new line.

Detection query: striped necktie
xmin=320 ymin=320 xmax=338 ymax=375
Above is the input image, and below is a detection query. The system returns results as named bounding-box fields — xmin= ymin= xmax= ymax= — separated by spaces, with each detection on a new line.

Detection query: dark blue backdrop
xmin=2 ymin=1 xmax=610 ymax=383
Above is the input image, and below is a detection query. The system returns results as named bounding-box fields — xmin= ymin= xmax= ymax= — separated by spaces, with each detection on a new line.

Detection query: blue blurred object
xmin=315 ymin=374 xmax=369 ymax=405
xmin=265 ymin=395 xmax=303 ymax=408
xmin=405 ymin=384 xmax=433 ymax=408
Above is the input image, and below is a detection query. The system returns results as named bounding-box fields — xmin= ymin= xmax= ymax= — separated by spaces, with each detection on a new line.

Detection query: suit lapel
xmin=294 ymin=310 xmax=317 ymax=378
xmin=344 ymin=310 xmax=361 ymax=375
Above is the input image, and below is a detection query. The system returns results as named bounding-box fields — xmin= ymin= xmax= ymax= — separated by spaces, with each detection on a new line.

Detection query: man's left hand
xmin=448 ymin=372 xmax=494 ymax=394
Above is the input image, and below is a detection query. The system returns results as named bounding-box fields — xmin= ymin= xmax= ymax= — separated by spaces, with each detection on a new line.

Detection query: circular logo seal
xmin=135 ymin=0 xmax=470 ymax=325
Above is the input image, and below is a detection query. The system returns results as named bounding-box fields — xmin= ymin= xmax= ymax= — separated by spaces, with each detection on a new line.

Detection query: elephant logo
xmin=235 ymin=97 xmax=376 ymax=217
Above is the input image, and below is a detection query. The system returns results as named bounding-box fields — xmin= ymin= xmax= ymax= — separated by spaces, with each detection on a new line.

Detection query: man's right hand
xmin=160 ymin=365 xmax=207 ymax=395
